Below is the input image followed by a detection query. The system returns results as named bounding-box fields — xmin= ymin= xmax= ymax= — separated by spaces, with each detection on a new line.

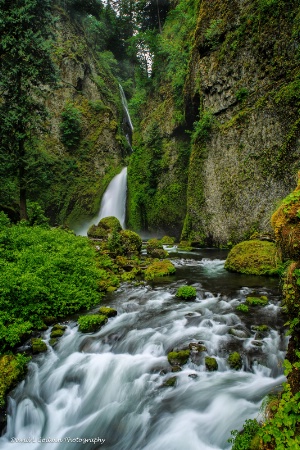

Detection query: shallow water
xmin=1 ymin=251 xmax=286 ymax=450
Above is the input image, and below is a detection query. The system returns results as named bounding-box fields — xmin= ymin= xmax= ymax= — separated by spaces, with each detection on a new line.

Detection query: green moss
xmin=252 ymin=325 xmax=269 ymax=332
xmin=177 ymin=240 xmax=193 ymax=251
xmin=205 ymin=356 xmax=218 ymax=371
xmin=31 ymin=338 xmax=47 ymax=354
xmin=0 ymin=354 xmax=30 ymax=408
xmin=168 ymin=349 xmax=190 ymax=366
xmin=98 ymin=307 xmax=117 ymax=317
xmin=160 ymin=236 xmax=175 ymax=244
xmin=176 ymin=285 xmax=197 ymax=300
xmin=98 ymin=216 xmax=122 ymax=232
xmin=225 ymin=240 xmax=281 ymax=276
xmin=50 ymin=329 xmax=65 ymax=338
xmin=162 ymin=376 xmax=177 ymax=388
xmin=78 ymin=314 xmax=107 ymax=333
xmin=236 ymin=304 xmax=249 ymax=313
xmin=246 ymin=296 xmax=268 ymax=306
xmin=228 ymin=352 xmax=243 ymax=370
xmin=144 ymin=260 xmax=176 ymax=280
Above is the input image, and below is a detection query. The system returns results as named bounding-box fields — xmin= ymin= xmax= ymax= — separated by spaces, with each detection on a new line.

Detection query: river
xmin=0 ymin=249 xmax=286 ymax=450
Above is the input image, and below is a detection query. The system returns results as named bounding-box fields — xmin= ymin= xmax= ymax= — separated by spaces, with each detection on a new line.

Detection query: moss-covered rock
xmin=160 ymin=236 xmax=175 ymax=244
xmin=120 ymin=230 xmax=142 ymax=255
xmin=228 ymin=352 xmax=242 ymax=370
xmin=0 ymin=354 xmax=30 ymax=408
xmin=78 ymin=314 xmax=107 ymax=333
xmin=31 ymin=338 xmax=47 ymax=354
xmin=168 ymin=349 xmax=190 ymax=366
xmin=246 ymin=296 xmax=268 ymax=306
xmin=189 ymin=342 xmax=207 ymax=352
xmin=98 ymin=306 xmax=117 ymax=317
xmin=146 ymin=238 xmax=168 ymax=258
xmin=88 ymin=216 xmax=122 ymax=240
xmin=177 ymin=241 xmax=193 ymax=251
xmin=144 ymin=260 xmax=176 ymax=280
xmin=162 ymin=376 xmax=177 ymax=387
xmin=205 ymin=356 xmax=218 ymax=371
xmin=272 ymin=174 xmax=300 ymax=260
xmin=224 ymin=240 xmax=281 ymax=276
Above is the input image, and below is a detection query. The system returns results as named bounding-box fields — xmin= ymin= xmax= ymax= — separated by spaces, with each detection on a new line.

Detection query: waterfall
xmin=119 ymin=84 xmax=133 ymax=146
xmin=73 ymin=168 xmax=127 ymax=235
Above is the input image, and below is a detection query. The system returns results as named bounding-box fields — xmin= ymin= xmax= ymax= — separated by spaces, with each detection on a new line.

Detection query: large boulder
xmin=224 ymin=240 xmax=281 ymax=276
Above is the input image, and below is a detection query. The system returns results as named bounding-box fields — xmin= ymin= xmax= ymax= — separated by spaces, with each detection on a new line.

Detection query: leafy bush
xmin=60 ymin=103 xmax=82 ymax=148
xmin=176 ymin=285 xmax=197 ymax=299
xmin=78 ymin=314 xmax=107 ymax=333
xmin=236 ymin=88 xmax=249 ymax=102
xmin=228 ymin=419 xmax=260 ymax=450
xmin=191 ymin=111 xmax=215 ymax=144
xmin=0 ymin=224 xmax=104 ymax=352
xmin=204 ymin=19 xmax=223 ymax=49
xmin=0 ymin=353 xmax=30 ymax=408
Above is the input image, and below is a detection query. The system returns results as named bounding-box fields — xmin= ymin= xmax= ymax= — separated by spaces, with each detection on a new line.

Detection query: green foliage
xmin=98 ymin=307 xmax=117 ymax=317
xmin=236 ymin=304 xmax=249 ymax=313
xmin=0 ymin=0 xmax=57 ymax=219
xmin=246 ymin=296 xmax=268 ymax=306
xmin=228 ymin=419 xmax=260 ymax=450
xmin=120 ymin=230 xmax=142 ymax=255
xmin=27 ymin=202 xmax=49 ymax=227
xmin=235 ymin=88 xmax=249 ymax=102
xmin=0 ymin=224 xmax=105 ymax=352
xmin=0 ymin=212 xmax=11 ymax=230
xmin=176 ymin=285 xmax=197 ymax=300
xmin=191 ymin=111 xmax=216 ymax=144
xmin=31 ymin=338 xmax=47 ymax=353
xmin=0 ymin=353 xmax=30 ymax=408
xmin=204 ymin=19 xmax=223 ymax=50
xmin=60 ymin=103 xmax=82 ymax=149
xmin=78 ymin=314 xmax=107 ymax=333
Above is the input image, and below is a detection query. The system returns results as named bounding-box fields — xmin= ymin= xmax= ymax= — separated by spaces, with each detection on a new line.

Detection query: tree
xmin=0 ymin=0 xmax=57 ymax=220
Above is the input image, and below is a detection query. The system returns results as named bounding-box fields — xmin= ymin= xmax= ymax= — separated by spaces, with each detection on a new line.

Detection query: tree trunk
xmin=19 ymin=139 xmax=28 ymax=221
xmin=156 ymin=0 xmax=162 ymax=33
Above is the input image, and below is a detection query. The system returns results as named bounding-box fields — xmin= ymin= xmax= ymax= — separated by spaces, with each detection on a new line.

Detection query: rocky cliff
xmin=30 ymin=4 xmax=128 ymax=226
xmin=128 ymin=0 xmax=300 ymax=245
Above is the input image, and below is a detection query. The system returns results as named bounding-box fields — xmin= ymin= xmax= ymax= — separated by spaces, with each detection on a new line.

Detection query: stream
xmin=0 ymin=249 xmax=287 ymax=450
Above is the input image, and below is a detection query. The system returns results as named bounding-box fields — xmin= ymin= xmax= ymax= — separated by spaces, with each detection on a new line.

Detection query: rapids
xmin=0 ymin=250 xmax=286 ymax=450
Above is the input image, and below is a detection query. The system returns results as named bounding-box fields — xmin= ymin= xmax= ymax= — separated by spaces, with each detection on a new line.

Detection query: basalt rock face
xmin=183 ymin=0 xmax=300 ymax=245
xmin=33 ymin=5 xmax=127 ymax=226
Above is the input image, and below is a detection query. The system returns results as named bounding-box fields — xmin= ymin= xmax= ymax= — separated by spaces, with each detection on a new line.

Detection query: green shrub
xmin=78 ymin=314 xmax=107 ymax=333
xmin=60 ymin=103 xmax=82 ymax=148
xmin=204 ymin=19 xmax=223 ymax=49
xmin=0 ymin=353 xmax=30 ymax=408
xmin=191 ymin=111 xmax=215 ymax=144
xmin=0 ymin=224 xmax=104 ymax=352
xmin=236 ymin=304 xmax=249 ymax=313
xmin=176 ymin=285 xmax=197 ymax=300
xmin=120 ymin=230 xmax=142 ymax=255
xmin=236 ymin=87 xmax=249 ymax=102
xmin=228 ymin=419 xmax=260 ymax=450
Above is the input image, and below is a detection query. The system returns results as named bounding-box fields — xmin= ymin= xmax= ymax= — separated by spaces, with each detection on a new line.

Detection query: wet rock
xmin=189 ymin=342 xmax=207 ymax=352
xmin=162 ymin=376 xmax=177 ymax=388
xmin=251 ymin=340 xmax=264 ymax=347
xmin=188 ymin=373 xmax=199 ymax=379
xmin=171 ymin=366 xmax=182 ymax=373
xmin=229 ymin=328 xmax=248 ymax=339
xmin=99 ymin=306 xmax=117 ymax=317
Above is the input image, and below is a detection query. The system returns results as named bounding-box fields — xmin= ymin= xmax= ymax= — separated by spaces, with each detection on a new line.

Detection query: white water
xmin=0 ymin=255 xmax=286 ymax=450
xmin=119 ymin=85 xmax=133 ymax=134
xmin=73 ymin=167 xmax=127 ymax=235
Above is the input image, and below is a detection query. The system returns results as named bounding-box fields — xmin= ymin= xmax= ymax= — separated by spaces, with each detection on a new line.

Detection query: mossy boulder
xmin=189 ymin=342 xmax=207 ymax=352
xmin=246 ymin=296 xmax=268 ymax=306
xmin=160 ymin=236 xmax=175 ymax=245
xmin=78 ymin=314 xmax=107 ymax=333
xmin=144 ymin=260 xmax=176 ymax=280
xmin=87 ymin=216 xmax=122 ymax=239
xmin=205 ymin=356 xmax=218 ymax=371
xmin=228 ymin=352 xmax=243 ymax=370
xmin=178 ymin=241 xmax=193 ymax=251
xmin=176 ymin=285 xmax=197 ymax=300
xmin=99 ymin=306 xmax=117 ymax=317
xmin=31 ymin=338 xmax=47 ymax=354
xmin=168 ymin=349 xmax=190 ymax=366
xmin=146 ymin=238 xmax=168 ymax=258
xmin=236 ymin=304 xmax=249 ymax=313
xmin=120 ymin=230 xmax=142 ymax=255
xmin=271 ymin=175 xmax=300 ymax=260
xmin=224 ymin=240 xmax=281 ymax=276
